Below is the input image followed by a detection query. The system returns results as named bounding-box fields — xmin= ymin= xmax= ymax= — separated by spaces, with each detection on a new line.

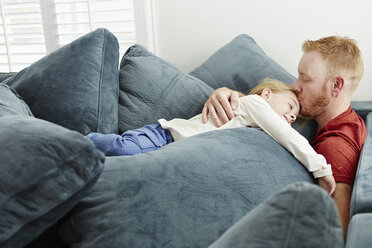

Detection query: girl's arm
xmin=238 ymin=95 xmax=332 ymax=178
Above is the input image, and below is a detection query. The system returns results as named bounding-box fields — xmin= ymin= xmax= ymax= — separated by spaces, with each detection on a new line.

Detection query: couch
xmin=0 ymin=28 xmax=371 ymax=248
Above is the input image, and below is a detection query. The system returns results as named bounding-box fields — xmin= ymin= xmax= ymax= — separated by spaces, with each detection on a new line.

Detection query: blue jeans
xmin=87 ymin=124 xmax=173 ymax=156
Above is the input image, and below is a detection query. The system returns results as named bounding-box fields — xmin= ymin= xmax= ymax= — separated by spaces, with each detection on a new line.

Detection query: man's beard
xmin=300 ymin=81 xmax=331 ymax=117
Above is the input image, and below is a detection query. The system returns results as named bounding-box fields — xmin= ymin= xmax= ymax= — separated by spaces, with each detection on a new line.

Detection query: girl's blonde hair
xmin=248 ymin=78 xmax=295 ymax=95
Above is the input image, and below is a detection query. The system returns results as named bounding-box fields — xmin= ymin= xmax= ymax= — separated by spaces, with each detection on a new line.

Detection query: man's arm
xmin=201 ymin=87 xmax=243 ymax=127
xmin=313 ymin=138 xmax=360 ymax=239
xmin=334 ymin=182 xmax=352 ymax=240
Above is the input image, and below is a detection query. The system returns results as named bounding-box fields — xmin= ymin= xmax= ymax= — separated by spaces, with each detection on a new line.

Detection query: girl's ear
xmin=260 ymin=88 xmax=272 ymax=101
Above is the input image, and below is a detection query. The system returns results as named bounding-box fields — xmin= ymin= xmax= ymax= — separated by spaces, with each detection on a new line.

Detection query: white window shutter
xmin=0 ymin=0 xmax=153 ymax=72
xmin=49 ymin=0 xmax=136 ymax=56
xmin=0 ymin=0 xmax=46 ymax=72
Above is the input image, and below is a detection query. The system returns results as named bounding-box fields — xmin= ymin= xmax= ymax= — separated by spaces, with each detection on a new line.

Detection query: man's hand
xmin=318 ymin=175 xmax=336 ymax=196
xmin=201 ymin=87 xmax=241 ymax=127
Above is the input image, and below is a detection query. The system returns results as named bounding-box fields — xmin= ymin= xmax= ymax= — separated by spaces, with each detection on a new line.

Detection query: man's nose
xmin=293 ymin=79 xmax=301 ymax=93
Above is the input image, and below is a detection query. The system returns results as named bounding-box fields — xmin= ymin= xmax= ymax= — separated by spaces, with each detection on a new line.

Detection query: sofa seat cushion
xmin=346 ymin=213 xmax=372 ymax=248
xmin=118 ymin=44 xmax=213 ymax=133
xmin=3 ymin=28 xmax=119 ymax=135
xmin=351 ymin=113 xmax=372 ymax=216
xmin=0 ymin=83 xmax=33 ymax=117
xmin=57 ymin=127 xmax=314 ymax=248
xmin=0 ymin=115 xmax=105 ymax=248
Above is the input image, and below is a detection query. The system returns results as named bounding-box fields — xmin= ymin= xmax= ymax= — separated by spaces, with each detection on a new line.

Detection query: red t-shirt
xmin=311 ymin=106 xmax=367 ymax=185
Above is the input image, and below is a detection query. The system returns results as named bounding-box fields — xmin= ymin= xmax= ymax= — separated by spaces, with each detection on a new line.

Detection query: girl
xmin=87 ymin=78 xmax=335 ymax=195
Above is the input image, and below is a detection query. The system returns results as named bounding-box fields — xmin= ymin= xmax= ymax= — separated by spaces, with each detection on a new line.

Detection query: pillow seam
xmin=144 ymin=73 xmax=183 ymax=124
xmin=96 ymin=29 xmax=107 ymax=133
xmin=199 ymin=64 xmax=218 ymax=86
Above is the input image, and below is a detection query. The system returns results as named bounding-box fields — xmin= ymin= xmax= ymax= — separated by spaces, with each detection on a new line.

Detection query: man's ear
xmin=260 ymin=88 xmax=272 ymax=101
xmin=331 ymin=76 xmax=344 ymax=97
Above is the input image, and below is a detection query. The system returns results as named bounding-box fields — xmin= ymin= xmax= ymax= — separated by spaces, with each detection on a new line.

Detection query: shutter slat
xmin=0 ymin=0 xmax=136 ymax=72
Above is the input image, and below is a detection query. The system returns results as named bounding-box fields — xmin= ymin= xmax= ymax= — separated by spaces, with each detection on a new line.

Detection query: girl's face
xmin=261 ymin=89 xmax=300 ymax=124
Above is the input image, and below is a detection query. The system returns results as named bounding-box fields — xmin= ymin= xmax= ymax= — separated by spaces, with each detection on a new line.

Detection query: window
xmin=0 ymin=0 xmax=155 ymax=72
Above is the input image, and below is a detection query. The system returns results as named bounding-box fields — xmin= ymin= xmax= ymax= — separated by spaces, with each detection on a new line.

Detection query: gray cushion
xmin=350 ymin=113 xmax=372 ymax=216
xmin=118 ymin=44 xmax=214 ymax=133
xmin=0 ymin=73 xmax=16 ymax=83
xmin=189 ymin=34 xmax=296 ymax=93
xmin=189 ymin=33 xmax=317 ymax=141
xmin=209 ymin=182 xmax=343 ymax=248
xmin=4 ymin=28 xmax=119 ymax=135
xmin=58 ymin=127 xmax=314 ymax=248
xmin=0 ymin=83 xmax=33 ymax=117
xmin=346 ymin=213 xmax=372 ymax=248
xmin=0 ymin=115 xmax=105 ymax=248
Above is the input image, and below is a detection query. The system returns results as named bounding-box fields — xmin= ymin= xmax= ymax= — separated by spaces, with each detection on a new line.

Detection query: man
xmin=201 ymin=36 xmax=367 ymax=238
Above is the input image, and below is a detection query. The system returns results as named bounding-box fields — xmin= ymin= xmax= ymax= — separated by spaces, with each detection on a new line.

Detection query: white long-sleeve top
xmin=158 ymin=94 xmax=332 ymax=178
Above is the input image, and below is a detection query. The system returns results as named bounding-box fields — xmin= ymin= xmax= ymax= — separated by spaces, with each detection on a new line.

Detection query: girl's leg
xmin=86 ymin=124 xmax=173 ymax=156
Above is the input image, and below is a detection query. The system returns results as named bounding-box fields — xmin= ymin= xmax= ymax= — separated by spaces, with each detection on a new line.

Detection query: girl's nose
xmin=290 ymin=114 xmax=296 ymax=123
xmin=286 ymin=114 xmax=296 ymax=124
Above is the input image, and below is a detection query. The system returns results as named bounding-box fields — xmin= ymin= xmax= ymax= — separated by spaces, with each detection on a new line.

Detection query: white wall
xmin=152 ymin=0 xmax=372 ymax=101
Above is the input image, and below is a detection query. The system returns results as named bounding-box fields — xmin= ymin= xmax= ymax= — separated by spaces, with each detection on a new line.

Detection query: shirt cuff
xmin=312 ymin=165 xmax=333 ymax=178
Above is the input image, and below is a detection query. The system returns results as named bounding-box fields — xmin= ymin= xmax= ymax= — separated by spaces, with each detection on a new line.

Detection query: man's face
xmin=293 ymin=51 xmax=332 ymax=117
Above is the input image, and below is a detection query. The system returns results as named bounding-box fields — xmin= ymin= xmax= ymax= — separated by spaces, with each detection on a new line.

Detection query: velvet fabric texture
xmin=189 ymin=34 xmax=296 ymax=93
xmin=209 ymin=182 xmax=343 ymax=248
xmin=58 ymin=127 xmax=314 ymax=247
xmin=3 ymin=28 xmax=119 ymax=135
xmin=0 ymin=116 xmax=105 ymax=248
xmin=0 ymin=83 xmax=33 ymax=117
xmin=346 ymin=213 xmax=372 ymax=248
xmin=118 ymin=44 xmax=214 ymax=133
xmin=350 ymin=113 xmax=372 ymax=216
xmin=0 ymin=72 xmax=16 ymax=82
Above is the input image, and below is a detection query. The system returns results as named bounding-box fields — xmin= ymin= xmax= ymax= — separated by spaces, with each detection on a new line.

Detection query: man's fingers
xmin=230 ymin=91 xmax=240 ymax=110
xmin=215 ymin=94 xmax=234 ymax=122
xmin=202 ymin=105 xmax=209 ymax=123
xmin=330 ymin=182 xmax=336 ymax=197
xmin=202 ymin=87 xmax=239 ymax=125
xmin=207 ymin=105 xmax=222 ymax=127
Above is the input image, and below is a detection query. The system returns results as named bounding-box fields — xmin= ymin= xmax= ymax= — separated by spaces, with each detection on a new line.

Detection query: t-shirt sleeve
xmin=313 ymin=137 xmax=359 ymax=185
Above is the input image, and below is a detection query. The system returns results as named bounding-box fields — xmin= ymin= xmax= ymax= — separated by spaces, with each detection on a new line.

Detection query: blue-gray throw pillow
xmin=4 ymin=28 xmax=119 ymax=135
xmin=189 ymin=34 xmax=296 ymax=93
xmin=0 ymin=115 xmax=105 ymax=248
xmin=118 ymin=44 xmax=214 ymax=133
xmin=190 ymin=34 xmax=317 ymax=142
xmin=0 ymin=73 xmax=16 ymax=83
xmin=57 ymin=127 xmax=315 ymax=248
xmin=209 ymin=182 xmax=343 ymax=248
xmin=0 ymin=83 xmax=33 ymax=117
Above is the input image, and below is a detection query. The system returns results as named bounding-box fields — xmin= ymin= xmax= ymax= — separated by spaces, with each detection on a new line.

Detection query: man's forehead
xmin=298 ymin=52 xmax=327 ymax=74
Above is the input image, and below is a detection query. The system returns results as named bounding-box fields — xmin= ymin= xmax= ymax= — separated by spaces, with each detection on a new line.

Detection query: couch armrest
xmin=351 ymin=101 xmax=372 ymax=122
xmin=350 ymin=112 xmax=372 ymax=216
xmin=346 ymin=214 xmax=372 ymax=248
